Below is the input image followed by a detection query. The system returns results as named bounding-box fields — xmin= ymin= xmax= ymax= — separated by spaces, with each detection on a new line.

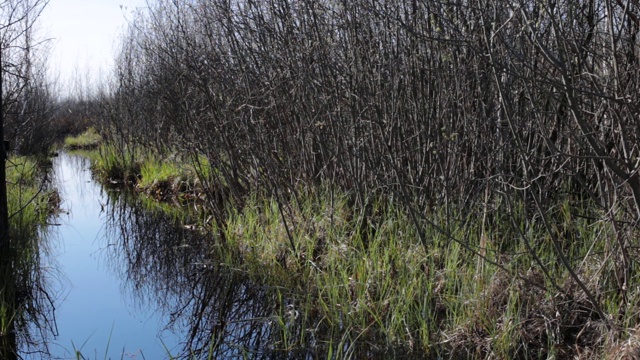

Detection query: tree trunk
xmin=0 ymin=43 xmax=17 ymax=360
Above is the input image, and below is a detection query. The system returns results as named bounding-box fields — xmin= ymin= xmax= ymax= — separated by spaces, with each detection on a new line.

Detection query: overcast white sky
xmin=40 ymin=0 xmax=148 ymax=98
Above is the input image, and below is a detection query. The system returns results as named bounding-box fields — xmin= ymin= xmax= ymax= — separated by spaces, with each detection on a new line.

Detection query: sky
xmin=39 ymin=0 xmax=148 ymax=98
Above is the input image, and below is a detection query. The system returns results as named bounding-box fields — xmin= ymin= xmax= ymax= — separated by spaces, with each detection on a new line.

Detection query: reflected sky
xmin=23 ymin=152 xmax=338 ymax=359
xmin=42 ymin=153 xmax=180 ymax=359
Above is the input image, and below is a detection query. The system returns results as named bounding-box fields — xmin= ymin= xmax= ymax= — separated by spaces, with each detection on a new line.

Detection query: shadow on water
xmin=102 ymin=187 xmax=314 ymax=359
xmin=41 ymin=152 xmax=321 ymax=359
xmin=101 ymin=191 xmax=411 ymax=359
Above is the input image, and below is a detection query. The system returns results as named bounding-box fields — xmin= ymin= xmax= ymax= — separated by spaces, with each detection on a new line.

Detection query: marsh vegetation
xmin=59 ymin=0 xmax=640 ymax=358
xmin=6 ymin=0 xmax=640 ymax=358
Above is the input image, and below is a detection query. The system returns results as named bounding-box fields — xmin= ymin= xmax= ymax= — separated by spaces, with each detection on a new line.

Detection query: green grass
xmin=85 ymin=145 xmax=213 ymax=212
xmin=202 ymin=187 xmax=634 ymax=358
xmin=7 ymin=156 xmax=58 ymax=230
xmin=219 ymin=190 xmax=441 ymax=353
xmin=137 ymin=155 xmax=196 ymax=197
xmin=63 ymin=128 xmax=102 ymax=150
xmin=93 ymin=144 xmax=143 ymax=183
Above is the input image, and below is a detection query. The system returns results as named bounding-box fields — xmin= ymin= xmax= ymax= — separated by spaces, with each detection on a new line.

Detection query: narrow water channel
xmin=46 ymin=152 xmax=181 ymax=358
xmin=35 ymin=152 xmax=296 ymax=359
xmin=10 ymin=149 xmax=350 ymax=359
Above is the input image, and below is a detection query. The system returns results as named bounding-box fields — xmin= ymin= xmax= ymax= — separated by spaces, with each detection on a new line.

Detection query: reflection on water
xmin=42 ymin=153 xmax=181 ymax=358
xmin=101 ymin=171 xmax=310 ymax=358
xmin=43 ymin=152 xmax=317 ymax=359
xmin=12 ymin=151 xmax=418 ymax=359
xmin=5 ymin=159 xmax=57 ymax=359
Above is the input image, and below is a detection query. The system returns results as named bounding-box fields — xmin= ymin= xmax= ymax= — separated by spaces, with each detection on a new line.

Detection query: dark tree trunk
xmin=0 ymin=44 xmax=17 ymax=360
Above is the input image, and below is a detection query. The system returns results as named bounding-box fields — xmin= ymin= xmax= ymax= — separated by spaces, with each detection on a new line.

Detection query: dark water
xmin=26 ymin=152 xmax=300 ymax=359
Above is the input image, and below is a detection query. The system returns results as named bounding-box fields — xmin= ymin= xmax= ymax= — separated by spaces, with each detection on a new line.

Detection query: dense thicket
xmin=104 ymin=0 xmax=640 ymax=208
xmin=101 ymin=0 xmax=640 ymax=347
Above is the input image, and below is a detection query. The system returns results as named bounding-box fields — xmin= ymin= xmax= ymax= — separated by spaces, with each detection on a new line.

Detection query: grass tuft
xmin=63 ymin=128 xmax=102 ymax=150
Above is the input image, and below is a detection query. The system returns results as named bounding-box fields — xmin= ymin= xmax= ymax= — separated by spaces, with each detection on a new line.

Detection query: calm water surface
xmin=21 ymin=152 xmax=329 ymax=359
xmin=47 ymin=153 xmax=181 ymax=359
